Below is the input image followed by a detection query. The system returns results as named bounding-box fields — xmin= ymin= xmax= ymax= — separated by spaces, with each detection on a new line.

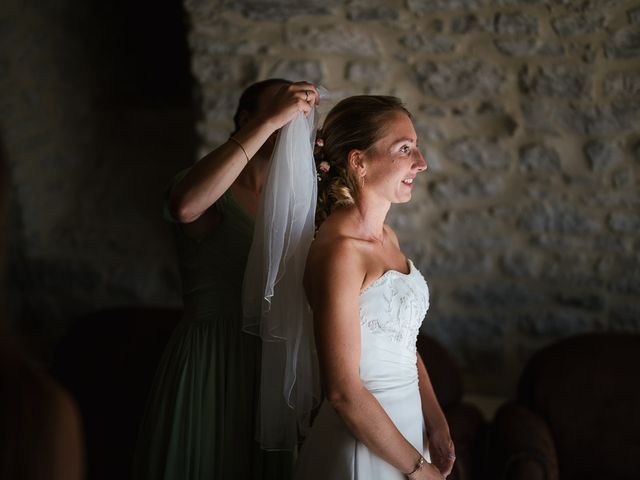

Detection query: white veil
xmin=242 ymin=105 xmax=321 ymax=450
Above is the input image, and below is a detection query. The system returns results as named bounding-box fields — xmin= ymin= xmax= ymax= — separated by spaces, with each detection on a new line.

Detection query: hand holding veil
xmin=242 ymin=97 xmax=324 ymax=450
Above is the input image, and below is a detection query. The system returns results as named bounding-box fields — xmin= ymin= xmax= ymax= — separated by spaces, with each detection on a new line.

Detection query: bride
xmin=296 ymin=95 xmax=455 ymax=479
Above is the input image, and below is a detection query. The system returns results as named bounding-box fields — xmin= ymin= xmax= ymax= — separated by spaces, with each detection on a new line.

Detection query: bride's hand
xmin=408 ymin=461 xmax=445 ymax=480
xmin=427 ymin=425 xmax=455 ymax=478
xmin=259 ymin=81 xmax=320 ymax=130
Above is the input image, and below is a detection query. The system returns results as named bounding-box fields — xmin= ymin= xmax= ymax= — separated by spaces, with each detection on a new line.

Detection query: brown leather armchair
xmin=487 ymin=333 xmax=640 ymax=480
xmin=418 ymin=334 xmax=488 ymax=480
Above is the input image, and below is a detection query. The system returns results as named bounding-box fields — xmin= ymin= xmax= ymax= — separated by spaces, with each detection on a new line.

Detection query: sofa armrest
xmin=488 ymin=402 xmax=559 ymax=480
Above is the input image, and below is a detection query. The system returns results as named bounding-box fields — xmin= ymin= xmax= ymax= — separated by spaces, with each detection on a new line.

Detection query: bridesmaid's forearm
xmin=168 ymin=114 xmax=277 ymax=223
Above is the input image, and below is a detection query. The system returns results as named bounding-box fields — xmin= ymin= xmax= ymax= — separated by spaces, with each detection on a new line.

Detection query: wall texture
xmin=184 ymin=0 xmax=640 ymax=394
xmin=1 ymin=0 xmax=195 ymax=356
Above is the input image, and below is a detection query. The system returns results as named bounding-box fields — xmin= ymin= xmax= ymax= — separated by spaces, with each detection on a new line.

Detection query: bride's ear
xmin=347 ymin=149 xmax=366 ymax=177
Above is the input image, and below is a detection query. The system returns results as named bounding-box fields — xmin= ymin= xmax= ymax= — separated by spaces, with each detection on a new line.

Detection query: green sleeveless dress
xmin=133 ymin=189 xmax=293 ymax=480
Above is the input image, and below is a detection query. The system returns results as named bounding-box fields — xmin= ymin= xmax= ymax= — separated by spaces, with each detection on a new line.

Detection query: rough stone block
xmin=576 ymin=186 xmax=640 ymax=210
xmin=413 ymin=119 xmax=446 ymax=142
xmin=476 ymin=112 xmax=518 ymax=137
xmin=568 ymin=43 xmax=599 ymax=63
xmin=553 ymin=292 xmax=604 ymax=311
xmin=551 ymin=12 xmax=604 ymax=36
xmin=603 ymin=71 xmax=640 ymax=96
xmin=494 ymin=12 xmax=538 ymax=35
xmin=537 ymin=253 xmax=602 ymax=289
xmin=407 ymin=0 xmax=484 ymax=12
xmin=608 ymin=212 xmax=640 ymax=233
xmin=607 ymin=275 xmax=640 ymax=296
xmin=400 ymin=33 xmax=456 ymax=53
xmin=475 ymin=102 xmax=500 ymax=115
xmin=599 ymin=255 xmax=640 ymax=294
xmin=344 ymin=60 xmax=385 ymax=86
xmin=420 ymin=105 xmax=447 ymax=116
xmin=517 ymin=311 xmax=603 ymax=338
xmin=500 ymin=251 xmax=543 ymax=277
xmin=347 ymin=2 xmax=400 ymax=21
xmin=519 ymin=64 xmax=591 ymax=98
xmin=521 ymin=99 xmax=640 ymax=135
xmin=192 ymin=56 xmax=257 ymax=86
xmin=225 ymin=0 xmax=340 ymax=21
xmin=488 ymin=0 xmax=546 ymax=4
xmin=445 ymin=138 xmax=511 ymax=170
xmin=270 ymin=59 xmax=323 ymax=83
xmin=629 ymin=7 xmax=640 ymax=24
xmin=583 ymin=140 xmax=623 ymax=171
xmin=389 ymin=206 xmax=429 ymax=231
xmin=287 ymin=24 xmax=379 ymax=56
xmin=495 ymin=38 xmax=564 ymax=56
xmin=202 ymin=88 xmax=238 ymax=122
xmin=609 ymin=305 xmax=640 ymax=332
xmin=190 ymin=31 xmax=260 ymax=56
xmin=426 ymin=313 xmax=507 ymax=371
xmin=421 ymin=250 xmax=493 ymax=275
xmin=414 ymin=59 xmax=505 ymax=100
xmin=518 ymin=202 xmax=597 ymax=234
xmin=604 ymin=100 xmax=640 ymax=133
xmin=436 ymin=210 xmax=512 ymax=249
xmin=604 ymin=27 xmax=640 ymax=58
xmin=429 ymin=175 xmax=506 ymax=203
xmin=531 ymin=232 xmax=628 ymax=254
xmin=453 ymin=283 xmax=544 ymax=307
xmin=611 ymin=167 xmax=634 ymax=189
xmin=519 ymin=143 xmax=561 ymax=173
xmin=451 ymin=14 xmax=491 ymax=33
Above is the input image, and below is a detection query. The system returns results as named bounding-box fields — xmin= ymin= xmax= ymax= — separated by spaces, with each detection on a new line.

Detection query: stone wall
xmin=184 ymin=0 xmax=640 ymax=395
xmin=1 ymin=0 xmax=196 ymax=356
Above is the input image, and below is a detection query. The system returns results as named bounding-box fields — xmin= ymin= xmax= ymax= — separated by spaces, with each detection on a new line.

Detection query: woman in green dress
xmin=133 ymin=79 xmax=320 ymax=480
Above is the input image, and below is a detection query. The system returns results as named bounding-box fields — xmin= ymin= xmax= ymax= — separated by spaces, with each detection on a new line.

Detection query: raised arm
xmin=306 ymin=241 xmax=443 ymax=480
xmin=168 ymin=81 xmax=319 ymax=223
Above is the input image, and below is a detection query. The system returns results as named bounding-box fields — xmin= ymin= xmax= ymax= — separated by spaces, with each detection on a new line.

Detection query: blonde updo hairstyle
xmin=315 ymin=95 xmax=410 ymax=226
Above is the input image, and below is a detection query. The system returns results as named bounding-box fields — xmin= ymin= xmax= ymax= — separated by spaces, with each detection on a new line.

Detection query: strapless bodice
xmin=359 ymin=260 xmax=429 ymax=391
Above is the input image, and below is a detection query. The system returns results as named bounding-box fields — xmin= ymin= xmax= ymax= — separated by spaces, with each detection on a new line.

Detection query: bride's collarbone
xmin=364 ymin=252 xmax=410 ymax=281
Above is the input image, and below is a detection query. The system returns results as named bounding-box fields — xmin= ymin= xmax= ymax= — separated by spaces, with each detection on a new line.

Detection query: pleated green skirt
xmin=133 ymin=310 xmax=293 ymax=479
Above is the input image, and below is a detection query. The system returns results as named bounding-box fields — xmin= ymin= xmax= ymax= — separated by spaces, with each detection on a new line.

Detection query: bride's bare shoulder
xmin=308 ymin=229 xmax=358 ymax=270
xmin=306 ymin=218 xmax=365 ymax=282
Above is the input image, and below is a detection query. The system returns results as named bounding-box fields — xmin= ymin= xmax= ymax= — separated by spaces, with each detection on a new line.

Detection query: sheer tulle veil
xmin=242 ymin=93 xmax=326 ymax=450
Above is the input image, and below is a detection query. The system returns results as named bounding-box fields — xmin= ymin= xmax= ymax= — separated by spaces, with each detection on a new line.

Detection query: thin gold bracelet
xmin=229 ymin=136 xmax=250 ymax=164
xmin=406 ymin=455 xmax=426 ymax=479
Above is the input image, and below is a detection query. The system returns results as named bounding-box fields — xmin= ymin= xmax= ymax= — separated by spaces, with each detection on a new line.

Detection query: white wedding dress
xmin=295 ymin=259 xmax=430 ymax=479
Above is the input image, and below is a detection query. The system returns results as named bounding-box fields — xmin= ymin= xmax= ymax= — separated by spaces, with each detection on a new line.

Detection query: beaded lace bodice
xmin=359 ymin=260 xmax=429 ymax=354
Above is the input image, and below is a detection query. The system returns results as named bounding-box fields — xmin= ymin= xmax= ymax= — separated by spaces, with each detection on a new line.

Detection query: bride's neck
xmin=348 ymin=200 xmax=389 ymax=244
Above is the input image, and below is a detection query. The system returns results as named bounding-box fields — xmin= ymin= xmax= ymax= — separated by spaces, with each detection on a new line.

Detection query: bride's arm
xmin=306 ymin=240 xmax=442 ymax=480
xmin=417 ymin=354 xmax=455 ymax=476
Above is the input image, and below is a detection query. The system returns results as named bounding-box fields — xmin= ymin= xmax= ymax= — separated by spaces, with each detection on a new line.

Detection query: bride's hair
xmin=314 ymin=95 xmax=410 ymax=227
